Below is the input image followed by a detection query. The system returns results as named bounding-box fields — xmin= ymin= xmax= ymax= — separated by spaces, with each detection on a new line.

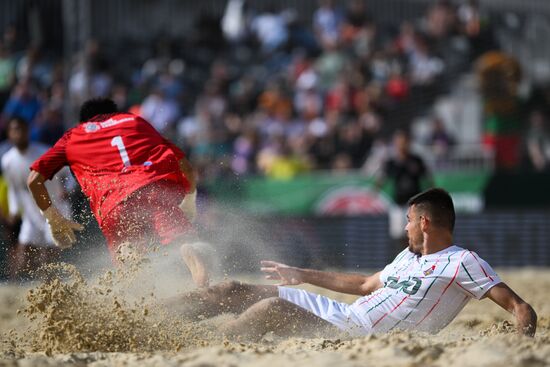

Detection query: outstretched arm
xmin=261 ymin=260 xmax=383 ymax=296
xmin=484 ymin=282 xmax=537 ymax=336
xmin=179 ymin=156 xmax=196 ymax=193
xmin=27 ymin=170 xmax=52 ymax=210
xmin=178 ymin=156 xmax=198 ymax=222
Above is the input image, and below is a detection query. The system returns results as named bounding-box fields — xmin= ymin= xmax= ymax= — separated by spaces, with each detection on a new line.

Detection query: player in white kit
xmin=168 ymin=188 xmax=537 ymax=339
xmin=1 ymin=117 xmax=72 ymax=278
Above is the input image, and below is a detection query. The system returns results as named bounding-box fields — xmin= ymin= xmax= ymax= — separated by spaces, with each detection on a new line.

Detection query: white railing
xmin=417 ymin=143 xmax=495 ymax=172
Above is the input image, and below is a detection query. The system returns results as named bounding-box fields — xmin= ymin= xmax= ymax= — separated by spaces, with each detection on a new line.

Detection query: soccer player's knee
xmin=254 ymin=297 xmax=285 ymax=313
xmin=215 ymin=280 xmax=244 ymax=296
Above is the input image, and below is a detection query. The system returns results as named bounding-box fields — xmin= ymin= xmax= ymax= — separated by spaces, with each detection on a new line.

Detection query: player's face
xmin=7 ymin=120 xmax=28 ymax=148
xmin=394 ymin=133 xmax=410 ymax=154
xmin=405 ymin=205 xmax=423 ymax=255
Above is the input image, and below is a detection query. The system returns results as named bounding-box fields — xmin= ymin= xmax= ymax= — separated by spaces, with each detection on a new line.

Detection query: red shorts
xmin=100 ymin=180 xmax=194 ymax=258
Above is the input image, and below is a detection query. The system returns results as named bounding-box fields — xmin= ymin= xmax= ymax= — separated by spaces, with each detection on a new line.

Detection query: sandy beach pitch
xmin=0 ymin=267 xmax=548 ymax=367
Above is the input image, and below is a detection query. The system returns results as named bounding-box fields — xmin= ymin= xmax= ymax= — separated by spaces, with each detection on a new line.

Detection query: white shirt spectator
xmin=2 ymin=143 xmax=71 ymax=246
xmin=222 ymin=0 xmax=248 ymax=42
xmin=313 ymin=4 xmax=343 ymax=44
xmin=140 ymin=92 xmax=180 ymax=134
xmin=251 ymin=12 xmax=288 ymax=52
xmin=410 ymin=52 xmax=444 ymax=85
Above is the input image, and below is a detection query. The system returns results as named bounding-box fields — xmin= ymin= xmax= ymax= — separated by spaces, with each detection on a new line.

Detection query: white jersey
xmin=279 ymin=245 xmax=501 ymax=336
xmin=350 ymin=245 xmax=501 ymax=333
xmin=1 ymin=144 xmax=71 ymax=247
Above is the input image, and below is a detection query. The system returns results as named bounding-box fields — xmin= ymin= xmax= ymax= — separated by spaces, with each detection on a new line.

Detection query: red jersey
xmin=31 ymin=113 xmax=190 ymax=225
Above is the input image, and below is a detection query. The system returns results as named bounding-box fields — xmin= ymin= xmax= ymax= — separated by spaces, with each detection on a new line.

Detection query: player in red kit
xmin=27 ymin=98 xmax=209 ymax=286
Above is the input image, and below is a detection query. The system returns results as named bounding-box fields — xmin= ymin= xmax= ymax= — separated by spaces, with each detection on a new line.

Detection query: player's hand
xmin=261 ymin=260 xmax=303 ymax=286
xmin=179 ymin=190 xmax=197 ymax=223
xmin=42 ymin=206 xmax=84 ymax=249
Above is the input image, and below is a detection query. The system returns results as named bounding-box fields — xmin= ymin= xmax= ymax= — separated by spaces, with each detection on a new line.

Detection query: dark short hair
xmin=79 ymin=98 xmax=118 ymax=122
xmin=407 ymin=188 xmax=455 ymax=231
xmin=8 ymin=116 xmax=29 ymax=129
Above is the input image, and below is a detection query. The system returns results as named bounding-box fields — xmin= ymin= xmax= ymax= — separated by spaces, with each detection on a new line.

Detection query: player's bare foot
xmin=180 ymin=243 xmax=209 ymax=287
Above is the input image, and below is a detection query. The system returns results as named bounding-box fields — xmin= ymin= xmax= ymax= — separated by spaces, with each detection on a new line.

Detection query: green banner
xmin=207 ymin=171 xmax=490 ymax=216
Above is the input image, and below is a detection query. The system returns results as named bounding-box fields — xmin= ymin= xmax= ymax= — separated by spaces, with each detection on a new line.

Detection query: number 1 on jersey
xmin=111 ymin=136 xmax=131 ymax=167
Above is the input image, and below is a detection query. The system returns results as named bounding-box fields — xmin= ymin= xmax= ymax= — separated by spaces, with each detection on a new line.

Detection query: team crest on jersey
xmin=423 ymin=265 xmax=436 ymax=276
xmin=85 ymin=123 xmax=100 ymax=133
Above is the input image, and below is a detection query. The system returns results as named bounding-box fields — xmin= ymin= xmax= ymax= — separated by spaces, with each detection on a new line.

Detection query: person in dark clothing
xmin=376 ymin=130 xmax=433 ymax=258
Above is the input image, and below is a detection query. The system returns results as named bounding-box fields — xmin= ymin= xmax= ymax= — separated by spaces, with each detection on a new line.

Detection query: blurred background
xmin=0 ymin=0 xmax=549 ymax=280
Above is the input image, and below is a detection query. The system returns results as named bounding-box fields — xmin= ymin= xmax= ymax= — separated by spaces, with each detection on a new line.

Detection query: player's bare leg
xmin=220 ymin=297 xmax=336 ymax=341
xmin=165 ymin=280 xmax=277 ymax=320
xmin=180 ymin=243 xmax=210 ymax=287
xmin=164 ymin=280 xmax=334 ymax=340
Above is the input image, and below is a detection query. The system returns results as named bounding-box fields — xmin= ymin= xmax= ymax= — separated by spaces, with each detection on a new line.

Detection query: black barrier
xmin=200 ymin=211 xmax=550 ymax=272
xmin=1 ymin=210 xmax=548 ymax=281
xmin=484 ymin=172 xmax=550 ymax=208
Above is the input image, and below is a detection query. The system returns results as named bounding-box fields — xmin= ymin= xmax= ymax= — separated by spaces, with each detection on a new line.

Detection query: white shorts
xmin=278 ymin=286 xmax=370 ymax=336
xmin=19 ymin=219 xmax=55 ymax=247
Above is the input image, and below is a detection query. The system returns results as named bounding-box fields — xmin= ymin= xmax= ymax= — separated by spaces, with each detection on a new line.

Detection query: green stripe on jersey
xmin=389 ymin=252 xmax=456 ymax=330
xmin=461 ymin=262 xmax=483 ymax=290
xmin=393 ymin=250 xmax=408 ymax=264
xmin=364 ymin=293 xmax=395 ymax=315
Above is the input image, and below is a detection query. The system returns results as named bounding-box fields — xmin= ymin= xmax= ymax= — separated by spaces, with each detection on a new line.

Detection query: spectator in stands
xmin=15 ymin=46 xmax=52 ymax=88
xmin=0 ymin=162 xmax=17 ymax=280
xmin=340 ymin=0 xmax=372 ymax=47
xmin=0 ymin=42 xmax=15 ymax=110
xmin=30 ymin=106 xmax=64 ymax=146
xmin=197 ymin=79 xmax=228 ymax=123
xmin=313 ymin=0 xmax=343 ymax=48
xmin=385 ymin=66 xmax=410 ymax=103
xmin=315 ymin=41 xmax=348 ymax=91
xmin=375 ymin=130 xmax=433 ymax=259
xmin=336 ymin=119 xmax=371 ymax=168
xmin=408 ymin=36 xmax=444 ymax=86
xmin=458 ymin=0 xmax=497 ymax=60
xmin=250 ymin=6 xmax=289 ymax=54
xmin=341 ymin=4 xmax=377 ymax=61
xmin=84 ymin=40 xmax=112 ymax=98
xmin=325 ymin=76 xmax=352 ymax=114
xmin=1 ymin=78 xmax=42 ymax=134
xmin=2 ymin=25 xmax=24 ymax=54
xmin=140 ymin=87 xmax=180 ymax=135
xmin=177 ymin=102 xmax=211 ymax=157
xmin=47 ymin=81 xmax=65 ymax=113
xmin=260 ymin=137 xmax=311 ymax=180
xmin=222 ymin=0 xmax=250 ymax=44
xmin=331 ymin=152 xmax=353 ymax=172
xmin=228 ymin=74 xmax=257 ymax=115
xmin=458 ymin=0 xmax=481 ymax=38
xmin=2 ymin=117 xmax=71 ymax=279
xmin=423 ymin=0 xmax=457 ymax=41
xmin=394 ymin=21 xmax=417 ymax=56
xmin=294 ymin=72 xmax=323 ymax=122
xmin=307 ymin=110 xmax=339 ymax=170
xmin=68 ymin=40 xmax=112 ymax=111
xmin=232 ymin=127 xmax=259 ymax=175
xmin=0 ymin=1 xmax=535 ymax=259
xmin=0 ymin=0 xmax=508 ymax=190
xmin=427 ymin=116 xmax=455 ymax=162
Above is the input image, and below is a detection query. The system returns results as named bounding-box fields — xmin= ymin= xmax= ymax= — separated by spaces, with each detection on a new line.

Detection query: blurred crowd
xmin=0 ymin=0 xmax=548 ymax=185
xmin=0 ymin=0 xmax=550 ymax=280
